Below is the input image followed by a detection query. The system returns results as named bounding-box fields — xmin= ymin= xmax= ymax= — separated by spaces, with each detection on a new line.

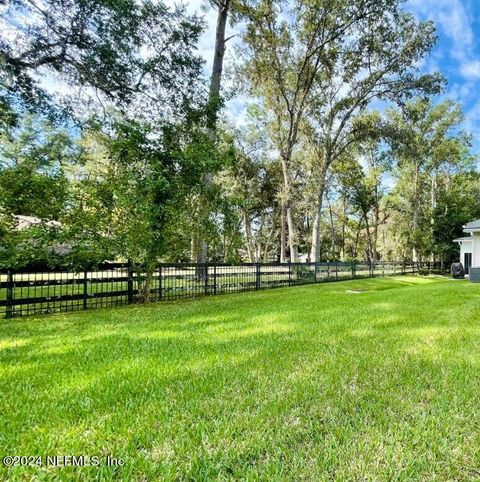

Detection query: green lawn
xmin=1 ymin=276 xmax=480 ymax=481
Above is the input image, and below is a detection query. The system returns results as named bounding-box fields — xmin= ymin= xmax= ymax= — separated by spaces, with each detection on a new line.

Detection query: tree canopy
xmin=0 ymin=0 xmax=478 ymax=269
xmin=1 ymin=0 xmax=205 ymax=120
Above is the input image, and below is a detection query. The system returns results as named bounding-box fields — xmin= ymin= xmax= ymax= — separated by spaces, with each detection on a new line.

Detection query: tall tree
xmin=219 ymin=109 xmax=279 ymax=262
xmin=432 ymin=172 xmax=480 ymax=262
xmin=194 ymin=0 xmax=232 ymax=266
xmin=306 ymin=9 xmax=443 ymax=261
xmin=207 ymin=0 xmax=232 ymax=129
xmin=0 ymin=0 xmax=204 ymax=120
xmin=334 ymin=141 xmax=389 ymax=262
xmin=238 ymin=0 xmax=434 ymax=261
xmin=386 ymin=98 xmax=471 ymax=261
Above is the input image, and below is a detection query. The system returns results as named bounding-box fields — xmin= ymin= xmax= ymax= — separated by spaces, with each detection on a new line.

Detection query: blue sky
xmin=180 ymin=0 xmax=480 ymax=154
xmin=406 ymin=0 xmax=480 ymax=151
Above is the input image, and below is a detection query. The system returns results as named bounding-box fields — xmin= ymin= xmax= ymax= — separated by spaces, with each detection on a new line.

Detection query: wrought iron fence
xmin=0 ymin=261 xmax=445 ymax=318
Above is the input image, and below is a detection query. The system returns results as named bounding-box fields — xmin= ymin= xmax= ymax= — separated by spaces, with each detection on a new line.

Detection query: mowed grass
xmin=1 ymin=276 xmax=480 ymax=481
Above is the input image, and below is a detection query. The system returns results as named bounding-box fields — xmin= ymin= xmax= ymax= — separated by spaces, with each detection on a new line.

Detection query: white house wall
xmin=460 ymin=240 xmax=472 ymax=264
xmin=473 ymin=232 xmax=480 ymax=267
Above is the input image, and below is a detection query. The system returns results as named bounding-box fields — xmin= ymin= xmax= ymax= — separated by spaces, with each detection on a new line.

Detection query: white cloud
xmin=447 ymin=81 xmax=475 ymax=104
xmin=225 ymin=95 xmax=251 ymax=126
xmin=406 ymin=0 xmax=478 ymax=81
xmin=464 ymin=99 xmax=480 ymax=139
xmin=459 ymin=60 xmax=480 ymax=79
xmin=407 ymin=0 xmax=473 ymax=55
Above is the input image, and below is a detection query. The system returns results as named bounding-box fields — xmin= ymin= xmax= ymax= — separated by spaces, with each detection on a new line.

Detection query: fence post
xmin=159 ymin=265 xmax=162 ymax=301
xmin=351 ymin=262 xmax=355 ymax=279
xmin=126 ymin=263 xmax=134 ymax=304
xmin=288 ymin=261 xmax=292 ymax=286
xmin=255 ymin=263 xmax=261 ymax=290
xmin=83 ymin=269 xmax=88 ymax=310
xmin=314 ymin=262 xmax=318 ymax=283
xmin=204 ymin=263 xmax=208 ymax=296
xmin=213 ymin=264 xmax=217 ymax=295
xmin=335 ymin=261 xmax=338 ymax=280
xmin=5 ymin=269 xmax=14 ymax=319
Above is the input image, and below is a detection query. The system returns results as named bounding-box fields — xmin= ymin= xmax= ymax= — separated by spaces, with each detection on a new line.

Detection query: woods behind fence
xmin=0 ymin=261 xmax=444 ymax=318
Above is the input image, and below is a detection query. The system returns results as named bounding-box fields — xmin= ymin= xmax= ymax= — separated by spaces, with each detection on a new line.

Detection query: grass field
xmin=1 ymin=275 xmax=480 ymax=481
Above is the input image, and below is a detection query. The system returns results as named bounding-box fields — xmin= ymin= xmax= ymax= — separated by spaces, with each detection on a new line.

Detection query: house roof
xmin=464 ymin=219 xmax=480 ymax=231
xmin=453 ymin=236 xmax=472 ymax=242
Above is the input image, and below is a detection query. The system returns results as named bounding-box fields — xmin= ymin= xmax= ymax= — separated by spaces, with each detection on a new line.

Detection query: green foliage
xmin=1 ymin=0 xmax=205 ymax=120
xmin=0 ymin=116 xmax=73 ymax=219
xmin=385 ymin=98 xmax=475 ymax=261
xmin=432 ymin=172 xmax=480 ymax=260
xmin=237 ymin=0 xmax=444 ymax=262
xmin=63 ymin=111 xmax=226 ymax=268
xmin=0 ymin=221 xmax=62 ymax=269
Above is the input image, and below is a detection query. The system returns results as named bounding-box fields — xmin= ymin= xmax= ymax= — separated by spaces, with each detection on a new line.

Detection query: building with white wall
xmin=453 ymin=220 xmax=480 ymax=276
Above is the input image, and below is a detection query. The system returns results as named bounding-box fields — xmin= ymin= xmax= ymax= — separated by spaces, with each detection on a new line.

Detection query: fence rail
xmin=0 ymin=261 xmax=446 ymax=318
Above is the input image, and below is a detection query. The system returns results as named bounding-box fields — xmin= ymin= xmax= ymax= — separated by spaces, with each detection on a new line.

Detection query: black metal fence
xmin=0 ymin=261 xmax=445 ymax=319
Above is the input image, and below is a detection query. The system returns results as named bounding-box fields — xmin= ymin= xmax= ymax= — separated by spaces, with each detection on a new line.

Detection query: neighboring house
xmin=453 ymin=219 xmax=480 ymax=278
xmin=13 ymin=215 xmax=61 ymax=231
xmin=12 ymin=215 xmax=71 ymax=256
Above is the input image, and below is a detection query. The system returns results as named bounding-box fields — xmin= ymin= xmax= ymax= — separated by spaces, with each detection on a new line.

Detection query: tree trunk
xmin=255 ymin=213 xmax=266 ymax=262
xmin=286 ymin=204 xmax=299 ymax=261
xmin=310 ymin=160 xmax=329 ymax=262
xmin=196 ymin=0 xmax=231 ymax=266
xmin=263 ymin=219 xmax=275 ymax=262
xmin=430 ymin=174 xmax=437 ymax=262
xmin=279 ymin=151 xmax=300 ymax=262
xmin=412 ymin=161 xmax=419 ymax=262
xmin=243 ymin=210 xmax=256 ymax=262
xmin=372 ymin=185 xmax=380 ymax=261
xmin=207 ymin=0 xmax=230 ymax=129
xmin=353 ymin=218 xmax=362 ymax=258
xmin=280 ymin=201 xmax=287 ymax=263
xmin=340 ymin=190 xmax=347 ymax=261
xmin=364 ymin=213 xmax=374 ymax=263
xmin=140 ymin=267 xmax=154 ymax=303
xmin=327 ymin=197 xmax=336 ymax=260
xmin=310 ymin=202 xmax=322 ymax=262
xmin=190 ymin=235 xmax=198 ymax=263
